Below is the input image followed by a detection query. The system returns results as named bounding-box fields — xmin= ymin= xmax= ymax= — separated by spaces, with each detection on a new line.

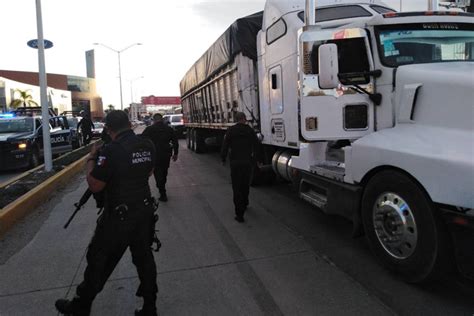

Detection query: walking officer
xmin=55 ymin=110 xmax=159 ymax=316
xmin=77 ymin=111 xmax=94 ymax=146
xmin=221 ymin=112 xmax=259 ymax=223
xmin=142 ymin=113 xmax=178 ymax=202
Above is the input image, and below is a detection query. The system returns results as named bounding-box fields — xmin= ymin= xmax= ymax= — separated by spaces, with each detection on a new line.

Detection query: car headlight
xmin=17 ymin=142 xmax=27 ymax=150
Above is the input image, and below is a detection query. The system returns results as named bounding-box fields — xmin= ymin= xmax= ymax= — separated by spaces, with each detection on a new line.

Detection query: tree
xmin=104 ymin=104 xmax=115 ymax=115
xmin=10 ymin=89 xmax=39 ymax=109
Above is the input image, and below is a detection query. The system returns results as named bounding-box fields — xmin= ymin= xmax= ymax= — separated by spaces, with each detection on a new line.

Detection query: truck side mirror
xmin=318 ymin=44 xmax=340 ymax=89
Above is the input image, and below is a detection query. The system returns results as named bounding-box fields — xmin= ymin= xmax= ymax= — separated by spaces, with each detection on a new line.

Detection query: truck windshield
xmin=377 ymin=23 xmax=474 ymax=67
xmin=0 ymin=118 xmax=34 ymax=133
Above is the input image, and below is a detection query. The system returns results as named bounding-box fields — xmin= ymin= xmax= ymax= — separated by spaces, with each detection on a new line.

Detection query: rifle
xmin=63 ymin=189 xmax=93 ymax=229
xmin=63 ymin=130 xmax=111 ymax=229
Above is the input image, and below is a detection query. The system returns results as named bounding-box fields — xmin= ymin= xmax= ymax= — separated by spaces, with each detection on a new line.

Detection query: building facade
xmin=0 ymin=76 xmax=72 ymax=115
xmin=0 ymin=70 xmax=103 ymax=120
xmin=141 ymin=96 xmax=181 ymax=114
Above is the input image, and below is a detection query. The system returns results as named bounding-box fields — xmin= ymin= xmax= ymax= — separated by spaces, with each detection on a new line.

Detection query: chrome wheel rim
xmin=373 ymin=192 xmax=418 ymax=259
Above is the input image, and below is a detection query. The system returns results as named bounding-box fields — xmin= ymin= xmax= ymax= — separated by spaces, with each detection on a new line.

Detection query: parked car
xmin=163 ymin=114 xmax=185 ymax=138
xmin=0 ymin=113 xmax=75 ymax=170
xmin=92 ymin=122 xmax=104 ymax=138
xmin=66 ymin=116 xmax=83 ymax=148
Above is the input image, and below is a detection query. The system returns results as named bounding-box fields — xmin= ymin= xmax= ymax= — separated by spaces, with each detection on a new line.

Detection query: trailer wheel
xmin=186 ymin=128 xmax=192 ymax=149
xmin=361 ymin=170 xmax=451 ymax=283
xmin=195 ymin=129 xmax=205 ymax=154
xmin=190 ymin=129 xmax=196 ymax=152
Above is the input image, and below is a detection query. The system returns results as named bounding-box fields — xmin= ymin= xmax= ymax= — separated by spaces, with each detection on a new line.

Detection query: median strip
xmin=0 ymin=147 xmax=93 ymax=237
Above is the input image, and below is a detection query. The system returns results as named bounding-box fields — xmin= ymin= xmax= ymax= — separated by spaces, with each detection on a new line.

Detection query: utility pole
xmin=35 ymin=0 xmax=53 ymax=172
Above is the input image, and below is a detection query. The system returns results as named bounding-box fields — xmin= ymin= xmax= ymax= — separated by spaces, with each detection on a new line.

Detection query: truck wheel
xmin=187 ymin=129 xmax=192 ymax=149
xmin=190 ymin=129 xmax=196 ymax=152
xmin=361 ymin=170 xmax=451 ymax=283
xmin=29 ymin=149 xmax=41 ymax=168
xmin=195 ymin=130 xmax=205 ymax=154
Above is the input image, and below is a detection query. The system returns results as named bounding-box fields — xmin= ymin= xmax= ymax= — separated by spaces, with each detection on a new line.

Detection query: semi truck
xmin=180 ymin=0 xmax=474 ymax=283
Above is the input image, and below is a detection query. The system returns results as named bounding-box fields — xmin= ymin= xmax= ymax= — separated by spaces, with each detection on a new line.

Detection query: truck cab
xmin=265 ymin=4 xmax=474 ymax=281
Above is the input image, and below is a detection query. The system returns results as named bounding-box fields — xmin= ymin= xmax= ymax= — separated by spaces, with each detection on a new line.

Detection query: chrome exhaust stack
xmin=305 ymin=0 xmax=316 ymax=27
xmin=428 ymin=0 xmax=439 ymax=10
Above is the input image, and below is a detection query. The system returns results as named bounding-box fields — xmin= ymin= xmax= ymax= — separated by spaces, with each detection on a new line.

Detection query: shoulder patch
xmin=97 ymin=156 xmax=107 ymax=167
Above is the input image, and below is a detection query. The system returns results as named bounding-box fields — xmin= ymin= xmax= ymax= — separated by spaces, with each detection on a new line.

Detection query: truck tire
xmin=190 ymin=129 xmax=196 ymax=152
xmin=250 ymin=164 xmax=275 ymax=186
xmin=186 ymin=128 xmax=192 ymax=149
xmin=361 ymin=170 xmax=451 ymax=283
xmin=195 ymin=129 xmax=205 ymax=154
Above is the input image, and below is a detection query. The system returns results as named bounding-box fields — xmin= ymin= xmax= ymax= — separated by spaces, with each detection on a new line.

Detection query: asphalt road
xmin=0 ymin=138 xmax=473 ymax=315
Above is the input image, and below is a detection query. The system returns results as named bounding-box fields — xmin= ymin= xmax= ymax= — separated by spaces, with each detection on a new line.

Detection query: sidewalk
xmin=0 ymin=141 xmax=394 ymax=316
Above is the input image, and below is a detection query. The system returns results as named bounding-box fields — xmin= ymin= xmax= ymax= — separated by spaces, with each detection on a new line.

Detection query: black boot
xmin=55 ymin=296 xmax=91 ymax=316
xmin=158 ymin=193 xmax=168 ymax=202
xmin=135 ymin=295 xmax=157 ymax=316
xmin=135 ymin=307 xmax=157 ymax=316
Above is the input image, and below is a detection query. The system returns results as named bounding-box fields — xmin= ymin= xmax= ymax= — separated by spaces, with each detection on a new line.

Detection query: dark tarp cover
xmin=180 ymin=11 xmax=263 ymax=97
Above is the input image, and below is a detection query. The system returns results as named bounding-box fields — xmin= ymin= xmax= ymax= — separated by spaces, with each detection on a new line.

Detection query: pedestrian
xmin=142 ymin=113 xmax=178 ymax=202
xmin=221 ymin=111 xmax=259 ymax=223
xmin=55 ymin=110 xmax=159 ymax=316
xmin=77 ymin=111 xmax=94 ymax=146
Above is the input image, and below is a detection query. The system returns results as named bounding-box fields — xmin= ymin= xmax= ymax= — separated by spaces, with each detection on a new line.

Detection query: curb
xmin=0 ymin=155 xmax=88 ymax=237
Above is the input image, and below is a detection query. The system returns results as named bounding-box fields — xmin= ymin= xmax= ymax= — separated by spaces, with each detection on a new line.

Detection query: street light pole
xmin=117 ymin=52 xmax=123 ymax=110
xmin=93 ymin=42 xmax=142 ymax=111
xmin=129 ymin=76 xmax=144 ymax=121
xmin=35 ymin=0 xmax=52 ymax=172
xmin=130 ymin=76 xmax=144 ymax=104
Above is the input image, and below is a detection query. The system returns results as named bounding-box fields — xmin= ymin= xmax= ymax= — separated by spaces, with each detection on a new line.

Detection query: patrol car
xmin=0 ymin=112 xmax=75 ymax=170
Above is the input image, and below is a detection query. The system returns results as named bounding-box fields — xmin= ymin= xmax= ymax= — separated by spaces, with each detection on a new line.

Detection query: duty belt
xmin=111 ymin=197 xmax=158 ymax=220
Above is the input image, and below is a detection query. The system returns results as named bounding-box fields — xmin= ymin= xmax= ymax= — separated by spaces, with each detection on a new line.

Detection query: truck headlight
xmin=18 ymin=143 xmax=27 ymax=150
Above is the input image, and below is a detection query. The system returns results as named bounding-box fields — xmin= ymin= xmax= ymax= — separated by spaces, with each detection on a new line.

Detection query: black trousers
xmin=230 ymin=162 xmax=252 ymax=218
xmin=154 ymin=156 xmax=171 ymax=194
xmin=76 ymin=204 xmax=158 ymax=303
xmin=82 ymin=131 xmax=92 ymax=145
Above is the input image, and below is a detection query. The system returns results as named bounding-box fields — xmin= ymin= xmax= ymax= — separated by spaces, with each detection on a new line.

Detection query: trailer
xmin=180 ymin=0 xmax=474 ymax=282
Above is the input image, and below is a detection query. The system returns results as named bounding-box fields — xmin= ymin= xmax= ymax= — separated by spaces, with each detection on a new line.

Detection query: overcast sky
xmin=0 ymin=0 xmax=427 ymax=107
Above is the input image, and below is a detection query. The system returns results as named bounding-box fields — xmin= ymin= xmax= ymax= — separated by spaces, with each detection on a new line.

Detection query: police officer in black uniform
xmin=55 ymin=110 xmax=159 ymax=316
xmin=77 ymin=111 xmax=94 ymax=146
xmin=221 ymin=112 xmax=259 ymax=223
xmin=142 ymin=113 xmax=178 ymax=202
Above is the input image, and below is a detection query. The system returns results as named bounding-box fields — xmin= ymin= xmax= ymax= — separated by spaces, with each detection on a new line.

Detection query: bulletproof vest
xmin=106 ymin=133 xmax=153 ymax=206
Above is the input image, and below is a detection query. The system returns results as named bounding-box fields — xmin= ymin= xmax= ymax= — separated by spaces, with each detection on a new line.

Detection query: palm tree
xmin=10 ymin=89 xmax=39 ymax=109
xmin=104 ymin=104 xmax=115 ymax=115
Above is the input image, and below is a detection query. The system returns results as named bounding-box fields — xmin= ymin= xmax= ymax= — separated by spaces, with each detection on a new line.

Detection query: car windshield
xmin=67 ymin=117 xmax=78 ymax=128
xmin=171 ymin=115 xmax=182 ymax=123
xmin=0 ymin=118 xmax=34 ymax=133
xmin=377 ymin=23 xmax=474 ymax=67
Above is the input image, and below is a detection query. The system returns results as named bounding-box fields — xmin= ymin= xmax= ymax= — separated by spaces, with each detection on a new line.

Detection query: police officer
xmin=221 ymin=112 xmax=259 ymax=223
xmin=142 ymin=113 xmax=178 ymax=202
xmin=55 ymin=110 xmax=159 ymax=316
xmin=77 ymin=111 xmax=94 ymax=146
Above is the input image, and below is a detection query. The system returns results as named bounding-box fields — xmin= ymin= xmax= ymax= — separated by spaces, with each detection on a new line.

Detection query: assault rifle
xmin=63 ymin=129 xmax=110 ymax=229
xmin=63 ymin=189 xmax=94 ymax=229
